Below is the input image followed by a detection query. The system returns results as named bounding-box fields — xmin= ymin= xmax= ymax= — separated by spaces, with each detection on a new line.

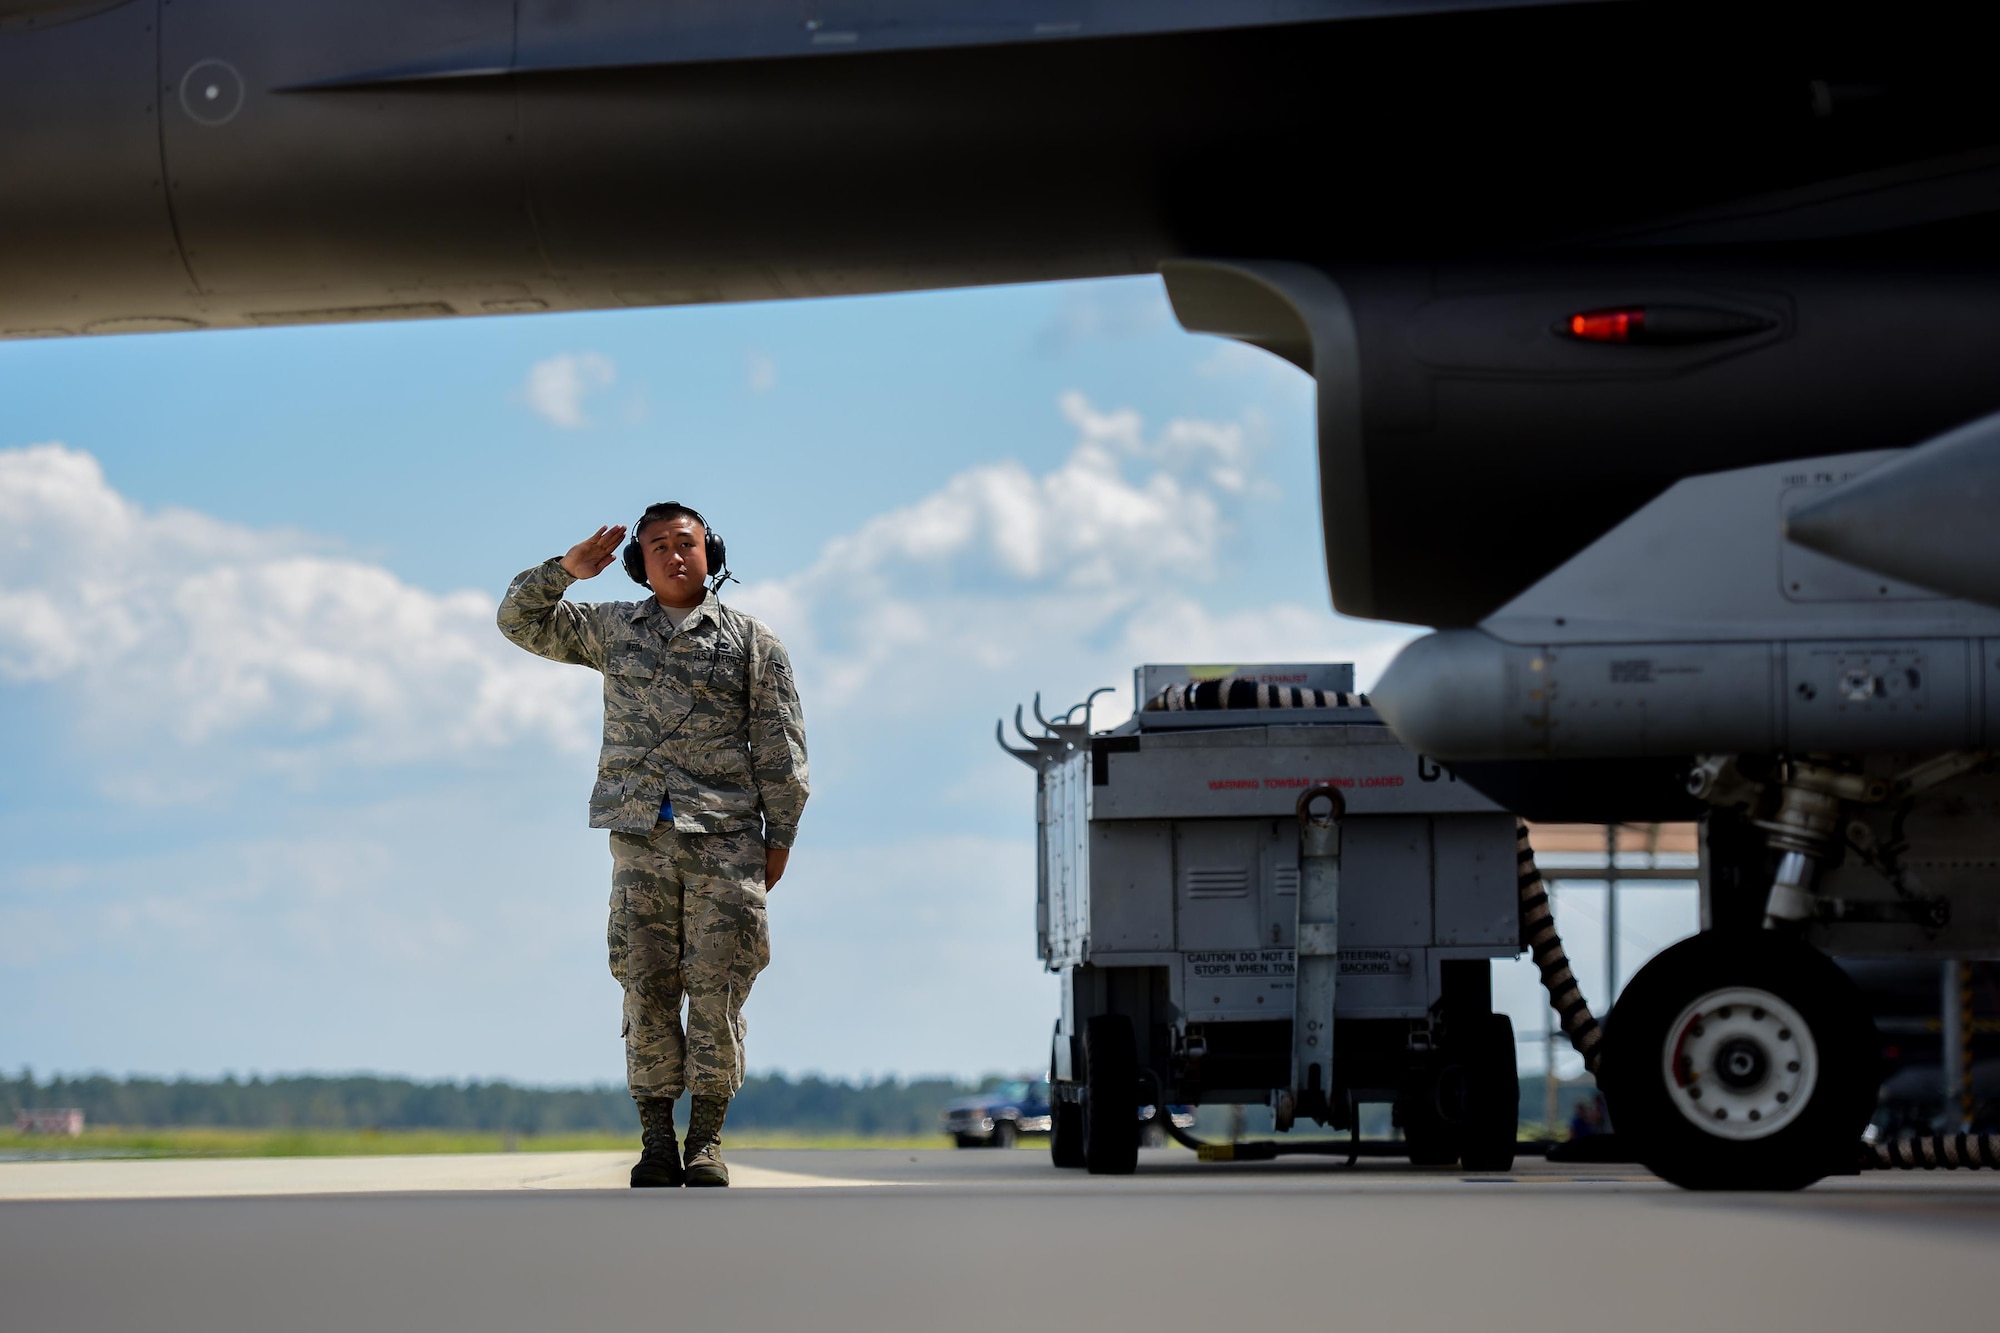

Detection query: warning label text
xmin=1337 ymin=948 xmax=1409 ymax=976
xmin=1188 ymin=950 xmax=1297 ymax=978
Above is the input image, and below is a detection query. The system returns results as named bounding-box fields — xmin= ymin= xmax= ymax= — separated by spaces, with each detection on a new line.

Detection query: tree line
xmin=2 ymin=1069 xmax=987 ymax=1136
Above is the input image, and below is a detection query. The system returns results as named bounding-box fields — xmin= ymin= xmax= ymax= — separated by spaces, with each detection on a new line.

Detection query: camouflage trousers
xmin=607 ymin=824 xmax=771 ymax=1099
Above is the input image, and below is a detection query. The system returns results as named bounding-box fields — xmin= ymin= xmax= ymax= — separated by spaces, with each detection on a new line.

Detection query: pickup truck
xmin=942 ymin=1080 xmax=1053 ymax=1148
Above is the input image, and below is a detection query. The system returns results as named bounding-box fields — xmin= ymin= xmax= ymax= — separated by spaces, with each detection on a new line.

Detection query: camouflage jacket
xmin=496 ymin=559 xmax=809 ymax=845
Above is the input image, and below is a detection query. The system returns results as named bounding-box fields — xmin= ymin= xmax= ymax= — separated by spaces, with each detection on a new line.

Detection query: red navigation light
xmin=1567 ymin=307 xmax=1645 ymax=342
xmin=1559 ymin=304 xmax=1778 ymax=345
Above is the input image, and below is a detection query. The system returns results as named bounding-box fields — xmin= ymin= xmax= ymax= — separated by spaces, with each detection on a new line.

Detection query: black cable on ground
xmin=1140 ymin=1068 xmax=1207 ymax=1152
xmin=1518 ymin=823 xmax=1603 ymax=1076
xmin=1862 ymin=1133 xmax=2000 ymax=1170
xmin=1140 ymin=1060 xmax=1552 ymax=1162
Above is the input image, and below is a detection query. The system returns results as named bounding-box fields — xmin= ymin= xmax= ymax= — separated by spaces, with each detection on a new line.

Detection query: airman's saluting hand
xmin=560 ymin=525 xmax=627 ymax=579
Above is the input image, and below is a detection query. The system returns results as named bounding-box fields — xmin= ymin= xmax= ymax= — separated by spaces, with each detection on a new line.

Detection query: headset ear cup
xmin=707 ymin=532 xmax=726 ymax=581
xmin=622 ymin=539 xmax=649 ymax=587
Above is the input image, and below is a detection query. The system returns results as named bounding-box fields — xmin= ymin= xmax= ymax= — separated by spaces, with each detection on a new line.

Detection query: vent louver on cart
xmin=1185 ymin=866 xmax=1252 ymax=898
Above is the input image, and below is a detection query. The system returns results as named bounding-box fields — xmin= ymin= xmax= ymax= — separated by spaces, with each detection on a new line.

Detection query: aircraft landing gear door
xmin=1289 ymin=786 xmax=1344 ymax=1127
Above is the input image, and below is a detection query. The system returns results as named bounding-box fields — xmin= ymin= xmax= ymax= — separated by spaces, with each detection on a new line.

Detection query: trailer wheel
xmin=1083 ymin=1014 xmax=1141 ymax=1175
xmin=1459 ymin=1013 xmax=1520 ymax=1173
xmin=1599 ymin=931 xmax=1877 ymax=1191
xmin=1050 ymin=1030 xmax=1085 ymax=1168
xmin=1050 ymin=1089 xmax=1085 ymax=1168
xmin=1402 ymin=1124 xmax=1459 ymax=1167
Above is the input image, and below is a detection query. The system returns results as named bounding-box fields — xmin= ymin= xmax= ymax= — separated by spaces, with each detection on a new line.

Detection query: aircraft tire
xmin=1600 ymin=931 xmax=1877 ymax=1191
xmin=1082 ymin=1014 xmax=1140 ymax=1175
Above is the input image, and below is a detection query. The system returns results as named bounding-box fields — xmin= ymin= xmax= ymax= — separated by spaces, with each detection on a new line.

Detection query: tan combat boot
xmin=682 ymin=1093 xmax=731 ymax=1187
xmin=630 ymin=1096 xmax=685 ymax=1188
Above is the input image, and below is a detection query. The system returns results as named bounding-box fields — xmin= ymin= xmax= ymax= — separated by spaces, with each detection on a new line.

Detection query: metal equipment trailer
xmin=1001 ymin=664 xmax=1528 ymax=1175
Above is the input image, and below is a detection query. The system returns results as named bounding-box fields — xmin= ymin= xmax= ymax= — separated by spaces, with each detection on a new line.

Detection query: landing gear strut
xmin=1597 ymin=752 xmax=1986 ymax=1188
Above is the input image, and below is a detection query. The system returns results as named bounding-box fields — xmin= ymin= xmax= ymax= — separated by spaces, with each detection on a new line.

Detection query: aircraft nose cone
xmin=1372 ymin=630 xmax=1523 ymax=761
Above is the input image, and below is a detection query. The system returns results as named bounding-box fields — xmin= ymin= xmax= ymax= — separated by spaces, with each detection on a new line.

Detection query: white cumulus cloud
xmin=520 ymin=351 xmax=616 ymax=428
xmin=0 ymin=443 xmax=595 ymax=780
xmin=734 ymin=393 xmax=1414 ymax=722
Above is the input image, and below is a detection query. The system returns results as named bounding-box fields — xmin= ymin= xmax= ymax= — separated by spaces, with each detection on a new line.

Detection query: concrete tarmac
xmin=4 ymin=1147 xmax=1996 ymax=1332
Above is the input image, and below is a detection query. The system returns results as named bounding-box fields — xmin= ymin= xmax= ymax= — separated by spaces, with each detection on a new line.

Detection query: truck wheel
xmin=1397 ymin=1066 xmax=1461 ymax=1166
xmin=1459 ymin=1013 xmax=1520 ymax=1173
xmin=1050 ymin=1090 xmax=1085 ymax=1167
xmin=1050 ymin=1031 xmax=1085 ymax=1168
xmin=1403 ymin=1123 xmax=1459 ymax=1167
xmin=1599 ymin=931 xmax=1877 ymax=1191
xmin=990 ymin=1119 xmax=1017 ymax=1149
xmin=1083 ymin=1014 xmax=1140 ymax=1175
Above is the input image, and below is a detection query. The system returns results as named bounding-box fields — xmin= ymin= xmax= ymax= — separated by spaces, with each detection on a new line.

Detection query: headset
xmin=622 ymin=501 xmax=733 ymax=593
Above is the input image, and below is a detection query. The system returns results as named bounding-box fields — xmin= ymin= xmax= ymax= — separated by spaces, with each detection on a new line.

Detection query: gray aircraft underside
xmin=8 ymin=0 xmax=2000 ymax=786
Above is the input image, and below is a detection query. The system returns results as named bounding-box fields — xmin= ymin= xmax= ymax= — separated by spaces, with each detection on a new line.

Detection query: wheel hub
xmin=1661 ymin=987 xmax=1817 ymax=1141
xmin=1714 ymin=1038 xmax=1767 ymax=1089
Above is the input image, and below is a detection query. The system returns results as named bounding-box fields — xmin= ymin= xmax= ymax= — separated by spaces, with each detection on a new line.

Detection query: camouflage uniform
xmin=609 ymin=826 xmax=770 ymax=1097
xmin=497 ymin=558 xmax=809 ymax=1097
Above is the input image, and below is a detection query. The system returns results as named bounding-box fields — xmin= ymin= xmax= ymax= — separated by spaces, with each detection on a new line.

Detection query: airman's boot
xmin=630 ymin=1096 xmax=685 ymax=1188
xmin=682 ymin=1093 xmax=731 ymax=1187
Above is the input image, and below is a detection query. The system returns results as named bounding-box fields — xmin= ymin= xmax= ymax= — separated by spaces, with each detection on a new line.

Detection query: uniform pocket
xmin=606 ymin=634 xmax=662 ymax=679
xmin=748 ymin=898 xmax=771 ymax=976
xmin=680 ymin=632 xmax=747 ymax=710
xmin=715 ymin=887 xmax=771 ymax=984
xmin=607 ymin=881 xmax=631 ymax=986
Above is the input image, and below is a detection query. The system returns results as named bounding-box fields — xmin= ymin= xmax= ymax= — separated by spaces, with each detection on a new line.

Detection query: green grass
xmin=0 ymin=1127 xmax=960 ymax=1159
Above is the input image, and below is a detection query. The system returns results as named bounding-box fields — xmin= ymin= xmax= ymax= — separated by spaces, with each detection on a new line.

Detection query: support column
xmin=1544 ymin=985 xmax=1559 ymax=1136
xmin=1290 ymin=785 xmax=1344 ymax=1127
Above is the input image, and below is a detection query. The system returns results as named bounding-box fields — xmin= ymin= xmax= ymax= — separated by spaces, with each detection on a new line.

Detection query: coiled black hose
xmin=1517 ymin=822 xmax=1604 ymax=1075
xmin=1863 ymin=1133 xmax=2000 ymax=1170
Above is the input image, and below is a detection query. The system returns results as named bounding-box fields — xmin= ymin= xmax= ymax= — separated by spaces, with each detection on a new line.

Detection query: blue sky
xmin=0 ymin=276 xmax=1692 ymax=1086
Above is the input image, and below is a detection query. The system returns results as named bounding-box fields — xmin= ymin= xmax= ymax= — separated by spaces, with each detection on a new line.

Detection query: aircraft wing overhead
xmin=289 ymin=0 xmax=1587 ymax=88
xmin=8 ymin=0 xmax=2000 ymax=618
xmin=20 ymin=0 xmax=1992 ymax=344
